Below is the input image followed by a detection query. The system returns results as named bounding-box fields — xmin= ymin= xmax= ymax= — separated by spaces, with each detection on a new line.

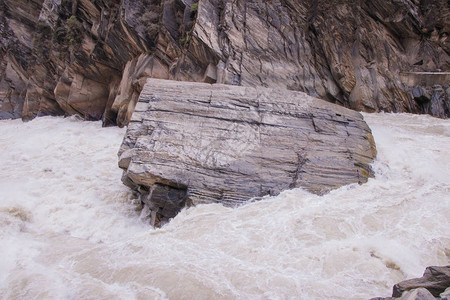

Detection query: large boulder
xmin=118 ymin=79 xmax=377 ymax=225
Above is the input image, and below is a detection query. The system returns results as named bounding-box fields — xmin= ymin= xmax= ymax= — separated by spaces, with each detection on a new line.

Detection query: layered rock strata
xmin=1 ymin=0 xmax=449 ymax=125
xmin=118 ymin=79 xmax=377 ymax=225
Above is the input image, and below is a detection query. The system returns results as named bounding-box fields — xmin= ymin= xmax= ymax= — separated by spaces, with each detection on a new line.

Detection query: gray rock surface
xmin=398 ymin=288 xmax=436 ymax=300
xmin=399 ymin=73 xmax=449 ymax=118
xmin=0 ymin=0 xmax=173 ymax=123
xmin=119 ymin=79 xmax=376 ymax=225
xmin=393 ymin=266 xmax=450 ymax=298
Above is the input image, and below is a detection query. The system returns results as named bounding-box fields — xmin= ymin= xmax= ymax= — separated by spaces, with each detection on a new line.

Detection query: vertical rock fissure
xmin=289 ymin=152 xmax=307 ymax=189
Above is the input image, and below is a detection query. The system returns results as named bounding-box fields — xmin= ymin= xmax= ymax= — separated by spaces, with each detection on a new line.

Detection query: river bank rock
xmin=118 ymin=79 xmax=376 ymax=225
xmin=393 ymin=266 xmax=450 ymax=298
xmin=370 ymin=265 xmax=450 ymax=300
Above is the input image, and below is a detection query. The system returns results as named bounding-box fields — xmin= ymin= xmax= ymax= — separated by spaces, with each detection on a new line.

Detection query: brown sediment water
xmin=0 ymin=113 xmax=448 ymax=299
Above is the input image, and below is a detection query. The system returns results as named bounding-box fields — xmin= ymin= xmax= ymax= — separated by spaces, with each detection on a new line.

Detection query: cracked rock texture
xmin=119 ymin=79 xmax=377 ymax=224
xmin=1 ymin=0 xmax=449 ymax=124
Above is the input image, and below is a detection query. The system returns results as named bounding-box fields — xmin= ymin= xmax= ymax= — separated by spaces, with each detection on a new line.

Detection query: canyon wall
xmin=1 ymin=0 xmax=449 ymax=125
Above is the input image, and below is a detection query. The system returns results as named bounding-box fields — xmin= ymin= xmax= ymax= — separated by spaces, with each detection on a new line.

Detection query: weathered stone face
xmin=1 ymin=0 xmax=449 ymax=124
xmin=119 ymin=79 xmax=377 ymax=225
xmin=0 ymin=0 xmax=169 ymax=123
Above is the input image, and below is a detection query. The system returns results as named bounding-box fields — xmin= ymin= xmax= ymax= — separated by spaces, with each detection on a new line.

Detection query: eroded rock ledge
xmin=118 ymin=79 xmax=376 ymax=226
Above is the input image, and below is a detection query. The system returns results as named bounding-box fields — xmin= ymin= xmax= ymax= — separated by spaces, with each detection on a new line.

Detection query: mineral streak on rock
xmin=119 ymin=79 xmax=377 ymax=225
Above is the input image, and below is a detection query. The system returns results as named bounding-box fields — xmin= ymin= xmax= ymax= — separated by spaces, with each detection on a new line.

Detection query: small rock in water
xmin=393 ymin=266 xmax=450 ymax=297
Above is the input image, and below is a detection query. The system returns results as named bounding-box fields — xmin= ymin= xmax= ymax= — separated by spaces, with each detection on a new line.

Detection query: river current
xmin=0 ymin=113 xmax=449 ymax=299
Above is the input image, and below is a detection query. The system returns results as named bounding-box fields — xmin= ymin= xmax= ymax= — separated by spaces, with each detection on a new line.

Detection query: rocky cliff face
xmin=1 ymin=0 xmax=165 ymax=124
xmin=1 ymin=0 xmax=449 ymax=125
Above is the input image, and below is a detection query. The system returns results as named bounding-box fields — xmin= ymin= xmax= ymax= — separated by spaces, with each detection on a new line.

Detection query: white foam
xmin=0 ymin=113 xmax=448 ymax=299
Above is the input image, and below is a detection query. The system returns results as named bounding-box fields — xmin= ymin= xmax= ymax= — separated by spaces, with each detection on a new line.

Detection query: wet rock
xmin=0 ymin=111 xmax=14 ymax=119
xmin=393 ymin=266 xmax=450 ymax=298
xmin=399 ymin=288 xmax=435 ymax=300
xmin=119 ymin=78 xmax=377 ymax=225
xmin=143 ymin=183 xmax=187 ymax=225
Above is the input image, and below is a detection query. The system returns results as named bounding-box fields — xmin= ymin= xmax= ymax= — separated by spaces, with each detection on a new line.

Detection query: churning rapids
xmin=0 ymin=113 xmax=449 ymax=300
